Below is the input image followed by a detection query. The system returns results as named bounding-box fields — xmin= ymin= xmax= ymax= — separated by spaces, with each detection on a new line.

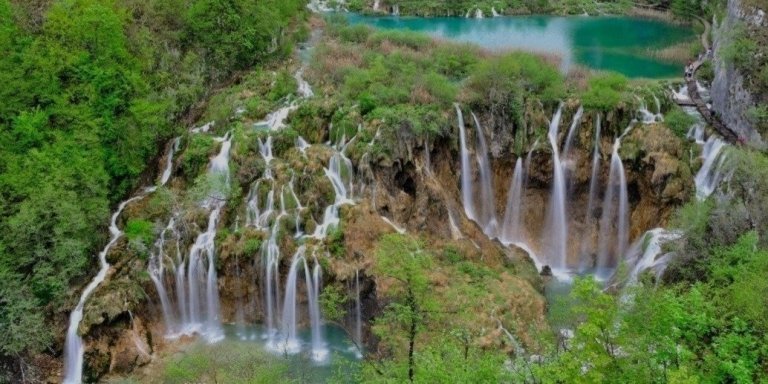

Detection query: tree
xmin=371 ymin=234 xmax=435 ymax=383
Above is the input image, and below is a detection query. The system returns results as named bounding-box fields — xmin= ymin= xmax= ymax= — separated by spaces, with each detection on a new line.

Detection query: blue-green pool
xmin=346 ymin=14 xmax=695 ymax=78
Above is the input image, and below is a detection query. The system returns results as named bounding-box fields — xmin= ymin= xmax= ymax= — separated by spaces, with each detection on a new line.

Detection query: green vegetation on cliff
xmin=0 ymin=0 xmax=306 ymax=362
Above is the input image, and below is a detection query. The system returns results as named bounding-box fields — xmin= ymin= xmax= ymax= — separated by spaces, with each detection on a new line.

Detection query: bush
xmin=665 ymin=107 xmax=697 ymax=138
xmin=180 ymin=134 xmax=215 ymax=180
xmin=581 ymin=73 xmax=629 ymax=111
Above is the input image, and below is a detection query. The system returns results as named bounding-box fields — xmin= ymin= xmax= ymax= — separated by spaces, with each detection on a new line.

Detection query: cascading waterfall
xmin=273 ymin=247 xmax=306 ymax=354
xmin=312 ymin=149 xmax=355 ymax=238
xmin=545 ymin=104 xmax=569 ymax=269
xmin=491 ymin=7 xmax=500 ymax=16
xmin=147 ymin=134 xmax=232 ymax=342
xmin=66 ymin=132 xmax=187 ymax=383
xmin=268 ymin=246 xmax=327 ymax=361
xmin=471 ymin=112 xmax=498 ymax=236
xmin=305 ymin=258 xmax=327 ymax=362
xmin=596 ymin=139 xmax=629 ymax=275
xmin=562 ymin=106 xmax=584 ymax=161
xmin=475 ymin=8 xmax=484 ymax=18
xmin=160 ymin=137 xmax=181 ymax=185
xmin=63 ymin=195 xmax=148 ymax=384
xmin=456 ymin=104 xmax=476 ymax=222
xmin=500 ymin=159 xmax=525 ymax=244
xmin=580 ymin=114 xmax=602 ymax=267
xmin=695 ymin=136 xmax=727 ymax=200
xmin=148 ymin=217 xmax=179 ymax=333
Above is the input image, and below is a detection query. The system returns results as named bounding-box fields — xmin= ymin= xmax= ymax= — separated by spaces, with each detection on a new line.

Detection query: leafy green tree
xmin=371 ymin=234 xmax=436 ymax=383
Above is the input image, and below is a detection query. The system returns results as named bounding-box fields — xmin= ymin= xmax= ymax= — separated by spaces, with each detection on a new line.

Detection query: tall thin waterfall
xmin=471 ymin=112 xmax=498 ymax=235
xmin=63 ymin=195 xmax=147 ymax=384
xmin=160 ymin=137 xmax=181 ymax=186
xmin=596 ymin=139 xmax=629 ymax=273
xmin=273 ymin=247 xmax=306 ymax=354
xmin=563 ymin=106 xmax=584 ymax=159
xmin=148 ymin=217 xmax=179 ymax=333
xmin=580 ymin=114 xmax=602 ymax=266
xmin=456 ymin=104 xmax=475 ymax=222
xmin=500 ymin=159 xmax=525 ymax=244
xmin=545 ymin=104 xmax=568 ymax=269
xmin=305 ymin=258 xmax=327 ymax=362
xmin=263 ymin=218 xmax=283 ymax=340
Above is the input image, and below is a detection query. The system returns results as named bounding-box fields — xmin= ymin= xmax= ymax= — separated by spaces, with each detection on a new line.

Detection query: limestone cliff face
xmin=711 ymin=0 xmax=767 ymax=146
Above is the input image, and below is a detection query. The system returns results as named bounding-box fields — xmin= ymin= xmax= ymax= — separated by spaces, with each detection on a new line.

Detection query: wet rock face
xmin=712 ymin=0 xmax=768 ymax=147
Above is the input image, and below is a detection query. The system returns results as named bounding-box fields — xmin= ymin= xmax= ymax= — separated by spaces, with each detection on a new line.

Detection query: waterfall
xmin=263 ymin=218 xmax=283 ymax=341
xmin=295 ymin=68 xmax=314 ymax=98
xmin=62 ymin=195 xmax=147 ymax=384
xmin=148 ymin=134 xmax=232 ymax=341
xmin=471 ymin=112 xmax=498 ymax=236
xmin=637 ymin=96 xmax=662 ymax=124
xmin=500 ymin=159 xmax=525 ymax=244
xmin=580 ymin=114 xmax=602 ymax=268
xmin=373 ymin=0 xmax=380 ymax=11
xmin=305 ymin=258 xmax=327 ymax=362
xmin=545 ymin=104 xmax=568 ymax=269
xmin=475 ymin=8 xmax=484 ymax=18
xmin=596 ymin=139 xmax=629 ymax=275
xmin=259 ymin=136 xmax=274 ymax=164
xmin=687 ymin=123 xmax=706 ymax=145
xmin=694 ymin=136 xmax=727 ymax=200
xmin=160 ymin=137 xmax=181 ymax=186
xmin=148 ymin=217 xmax=179 ymax=333
xmin=312 ymin=150 xmax=355 ymax=238
xmin=392 ymin=4 xmax=399 ymax=16
xmin=625 ymin=229 xmax=682 ymax=284
xmin=563 ymin=106 xmax=584 ymax=160
xmin=491 ymin=7 xmax=500 ymax=16
xmin=456 ymin=104 xmax=476 ymax=222
xmin=297 ymin=136 xmax=311 ymax=155
xmin=272 ymin=247 xmax=306 ymax=354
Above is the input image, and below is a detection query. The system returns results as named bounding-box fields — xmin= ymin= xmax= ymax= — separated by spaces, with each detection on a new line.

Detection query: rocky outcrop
xmin=711 ymin=0 xmax=768 ymax=147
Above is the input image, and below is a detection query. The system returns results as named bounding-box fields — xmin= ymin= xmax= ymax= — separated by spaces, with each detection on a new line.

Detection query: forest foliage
xmin=0 ymin=0 xmax=306 ymax=358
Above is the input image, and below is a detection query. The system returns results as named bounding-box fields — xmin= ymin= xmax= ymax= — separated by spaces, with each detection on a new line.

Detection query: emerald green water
xmin=346 ymin=14 xmax=695 ymax=78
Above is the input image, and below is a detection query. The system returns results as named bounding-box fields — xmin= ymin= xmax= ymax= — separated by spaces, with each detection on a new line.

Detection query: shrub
xmin=665 ymin=107 xmax=697 ymax=138
xmin=581 ymin=73 xmax=629 ymax=111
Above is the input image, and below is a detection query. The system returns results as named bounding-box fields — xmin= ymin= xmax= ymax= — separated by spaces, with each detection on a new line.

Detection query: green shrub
xmin=124 ymin=219 xmax=154 ymax=244
xmin=582 ymin=73 xmax=629 ymax=111
xmin=180 ymin=134 xmax=215 ymax=180
xmin=665 ymin=107 xmax=697 ymax=138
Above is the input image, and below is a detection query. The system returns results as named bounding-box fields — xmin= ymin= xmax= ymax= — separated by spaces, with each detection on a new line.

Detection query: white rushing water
xmin=596 ymin=139 xmax=629 ymax=277
xmin=500 ymin=159 xmax=525 ymax=244
xmin=580 ymin=114 xmax=602 ymax=268
xmin=471 ymin=112 xmax=498 ymax=236
xmin=63 ymin=195 xmax=147 ymax=384
xmin=545 ymin=104 xmax=568 ymax=270
xmin=695 ymin=135 xmax=728 ymax=200
xmin=456 ymin=104 xmax=476 ymax=223
xmin=147 ymin=134 xmax=232 ymax=342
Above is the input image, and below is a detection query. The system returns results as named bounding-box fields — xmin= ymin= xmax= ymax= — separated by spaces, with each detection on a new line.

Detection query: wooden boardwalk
xmin=674 ymin=20 xmax=741 ymax=144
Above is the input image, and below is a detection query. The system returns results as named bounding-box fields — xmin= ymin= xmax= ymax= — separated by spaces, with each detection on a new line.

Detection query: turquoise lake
xmin=345 ymin=14 xmax=695 ymax=78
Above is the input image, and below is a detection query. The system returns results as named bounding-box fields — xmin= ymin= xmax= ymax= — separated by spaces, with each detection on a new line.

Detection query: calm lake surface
xmin=346 ymin=14 xmax=695 ymax=78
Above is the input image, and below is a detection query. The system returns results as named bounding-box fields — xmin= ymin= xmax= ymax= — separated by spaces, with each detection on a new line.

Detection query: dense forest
xmin=2 ymin=0 xmax=768 ymax=383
